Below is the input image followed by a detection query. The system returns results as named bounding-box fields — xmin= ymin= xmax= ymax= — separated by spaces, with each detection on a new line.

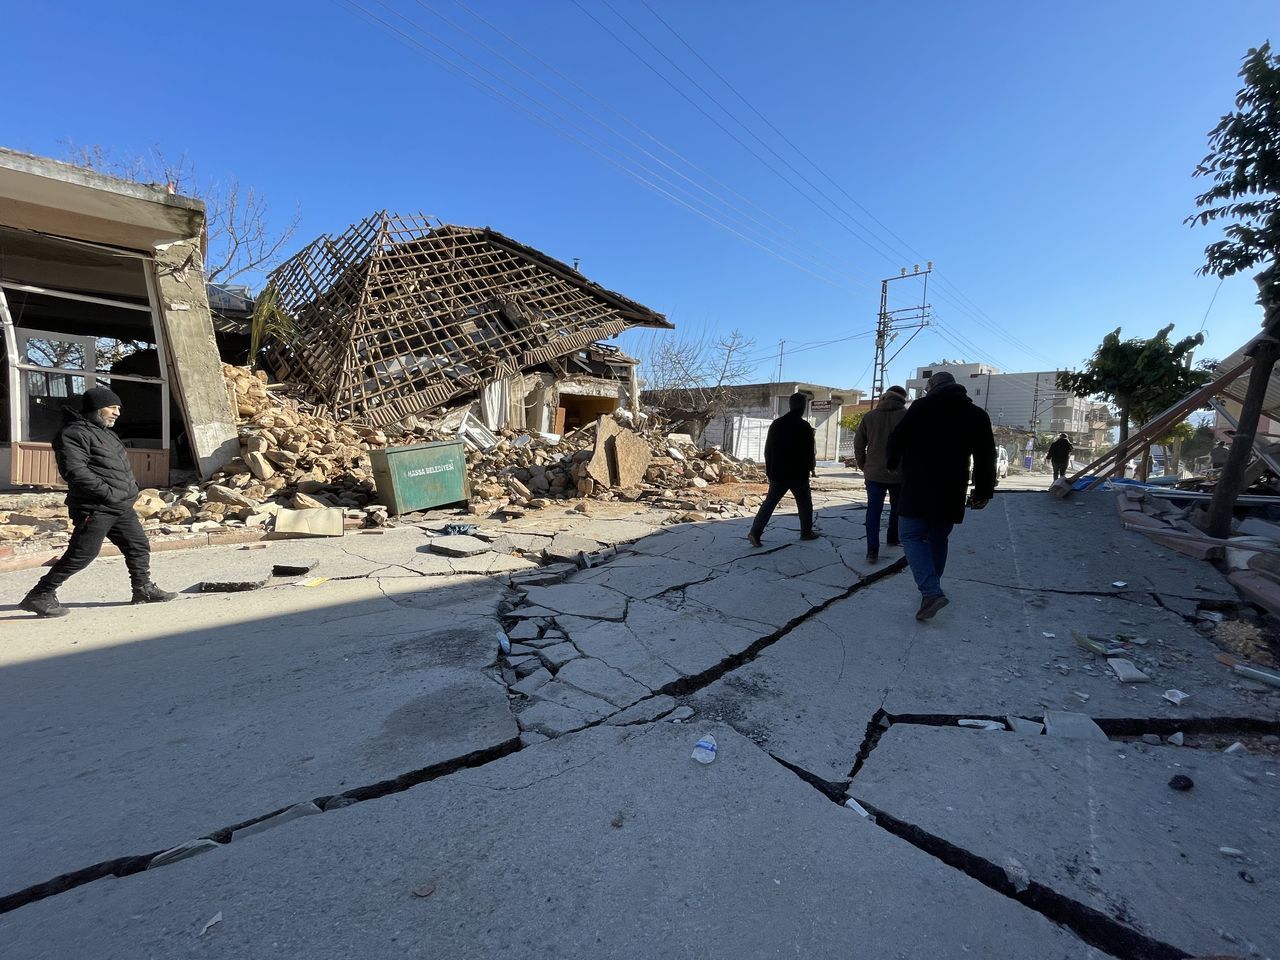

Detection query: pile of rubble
xmin=4 ymin=365 xmax=765 ymax=546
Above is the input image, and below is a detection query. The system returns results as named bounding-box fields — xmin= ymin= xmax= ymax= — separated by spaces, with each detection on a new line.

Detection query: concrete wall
xmin=152 ymin=239 xmax=238 ymax=477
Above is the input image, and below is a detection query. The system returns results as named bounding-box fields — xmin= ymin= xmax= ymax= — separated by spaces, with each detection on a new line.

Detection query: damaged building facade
xmin=261 ymin=212 xmax=671 ymax=435
xmin=0 ymin=148 xmax=238 ymax=488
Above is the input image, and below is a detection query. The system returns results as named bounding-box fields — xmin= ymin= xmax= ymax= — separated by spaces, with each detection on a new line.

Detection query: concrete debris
xmin=1223 ymin=741 xmax=1248 ymax=755
xmin=958 ymin=719 xmax=1006 ymax=731
xmin=272 ymin=507 xmax=344 ymax=538
xmin=1042 ymin=710 xmax=1109 ymax=742
xmin=667 ymin=705 xmax=695 ymax=723
xmin=1107 ymin=658 xmax=1152 ymax=683
xmin=427 ymin=535 xmax=492 ymax=558
xmin=1007 ymin=716 xmax=1046 ymax=736
xmin=1168 ymin=774 xmax=1194 ymax=791
xmin=1168 ymin=732 xmax=1185 ymax=746
xmin=1163 ymin=689 xmax=1191 ymax=706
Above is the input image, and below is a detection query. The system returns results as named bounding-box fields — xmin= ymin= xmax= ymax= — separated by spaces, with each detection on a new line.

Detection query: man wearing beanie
xmin=747 ymin=392 xmax=821 ymax=547
xmin=19 ymin=385 xmax=176 ymax=618
xmin=854 ymin=385 xmax=908 ymax=563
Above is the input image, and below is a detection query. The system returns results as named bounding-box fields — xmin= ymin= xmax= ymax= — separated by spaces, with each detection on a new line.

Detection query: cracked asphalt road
xmin=1 ymin=486 xmax=1278 ymax=959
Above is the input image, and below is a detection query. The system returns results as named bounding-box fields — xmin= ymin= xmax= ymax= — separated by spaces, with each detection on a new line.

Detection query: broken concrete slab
xmin=527 ymin=680 xmax=616 ymax=720
xmin=1007 ymin=716 xmax=1045 ymax=736
xmin=512 ymin=668 xmax=553 ymax=696
xmin=515 ymin=699 xmax=596 ymax=737
xmin=556 ymin=656 xmax=652 ymax=707
xmin=854 ymin=724 xmax=1280 ymax=959
xmin=573 ymin=554 xmax=715 ymax=601
xmin=427 ymin=535 xmax=494 ymax=558
xmin=542 ymin=532 xmax=602 ymax=565
xmin=1042 ymin=710 xmax=1109 ymax=742
xmin=521 ymin=582 xmax=630 ymax=619
xmin=607 ymin=695 xmax=677 ymax=725
xmin=536 ymin=641 xmax=581 ymax=670
xmin=611 ymin=427 xmax=651 ymax=489
xmin=505 ymin=620 xmax=544 ymax=641
xmin=1106 ymin=658 xmax=1151 ymax=683
xmin=0 ymin=725 xmax=1096 ymax=960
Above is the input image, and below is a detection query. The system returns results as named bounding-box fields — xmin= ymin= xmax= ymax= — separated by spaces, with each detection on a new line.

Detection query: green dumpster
xmin=368 ymin=440 xmax=469 ymax=515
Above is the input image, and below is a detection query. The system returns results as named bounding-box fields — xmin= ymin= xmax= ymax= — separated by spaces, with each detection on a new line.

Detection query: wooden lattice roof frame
xmin=262 ymin=212 xmax=672 ymax=426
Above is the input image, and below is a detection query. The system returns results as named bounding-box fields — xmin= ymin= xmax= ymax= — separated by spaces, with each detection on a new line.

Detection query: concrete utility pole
xmin=872 ymin=263 xmax=932 ymax=402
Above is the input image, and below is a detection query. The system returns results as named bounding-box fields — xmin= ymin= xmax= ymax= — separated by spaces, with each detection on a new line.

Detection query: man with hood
xmin=854 ymin=385 xmax=907 ymax=562
xmin=747 ymin=392 xmax=820 ymax=547
xmin=887 ymin=372 xmax=997 ymax=621
xmin=1047 ymin=433 xmax=1073 ymax=481
xmin=19 ymin=386 xmax=176 ymax=618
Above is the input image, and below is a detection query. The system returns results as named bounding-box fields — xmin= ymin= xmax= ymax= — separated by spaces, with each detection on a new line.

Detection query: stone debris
xmin=5 ymin=364 xmax=764 ymax=551
xmin=1007 ymin=716 xmax=1046 ymax=736
xmin=1107 ymin=658 xmax=1152 ymax=683
xmin=427 ymin=535 xmax=493 ymax=558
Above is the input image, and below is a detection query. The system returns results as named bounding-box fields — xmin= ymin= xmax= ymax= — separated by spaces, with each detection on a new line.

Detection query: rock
xmin=1006 ymin=716 xmax=1045 ymax=736
xmin=611 ymin=428 xmax=651 ymax=488
xmin=0 ymin=524 xmax=38 ymax=541
xmin=667 ymin=705 xmax=695 ymax=723
xmin=1168 ymin=774 xmax=1194 ymax=791
xmin=244 ymin=450 xmax=276 ymax=481
xmin=1140 ymin=734 xmax=1162 ymax=745
xmin=132 ymin=493 xmax=166 ymax=519
xmin=586 ymin=418 xmax=624 ymax=487
xmin=205 ymin=484 xmax=257 ymax=508
xmin=1167 ymin=732 xmax=1185 ymax=746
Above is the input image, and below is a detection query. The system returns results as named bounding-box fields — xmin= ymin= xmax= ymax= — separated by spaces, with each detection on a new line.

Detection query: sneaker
xmin=132 ymin=581 xmax=177 ymax=604
xmin=747 ymin=532 xmax=762 ymax=548
xmin=799 ymin=532 xmax=821 ymax=541
xmin=19 ymin=590 xmax=68 ymax=618
xmin=915 ymin=594 xmax=950 ymax=621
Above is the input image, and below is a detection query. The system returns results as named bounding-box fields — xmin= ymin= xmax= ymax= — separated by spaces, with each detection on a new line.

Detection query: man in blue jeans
xmin=854 ymin=385 xmax=907 ymax=562
xmin=886 ymin=372 xmax=997 ymax=621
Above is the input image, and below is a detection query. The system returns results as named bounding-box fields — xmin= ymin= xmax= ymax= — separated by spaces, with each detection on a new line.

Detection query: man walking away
xmin=854 ymin=385 xmax=908 ymax=562
xmin=886 ymin=372 xmax=997 ymax=621
xmin=747 ymin=392 xmax=820 ymax=547
xmin=1047 ymin=433 xmax=1073 ymax=481
xmin=19 ymin=386 xmax=176 ymax=618
xmin=1210 ymin=439 xmax=1230 ymax=470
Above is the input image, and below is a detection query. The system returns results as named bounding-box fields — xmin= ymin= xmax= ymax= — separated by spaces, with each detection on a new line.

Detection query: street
xmin=1 ymin=483 xmax=1277 ymax=959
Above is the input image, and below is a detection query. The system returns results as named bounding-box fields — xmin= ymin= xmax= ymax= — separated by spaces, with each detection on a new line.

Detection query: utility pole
xmin=872 ymin=262 xmax=932 ymax=402
xmin=1030 ymin=373 xmax=1040 ymax=433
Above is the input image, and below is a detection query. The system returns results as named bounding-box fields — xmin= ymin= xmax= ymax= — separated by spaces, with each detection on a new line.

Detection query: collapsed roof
xmin=262 ymin=212 xmax=672 ymax=426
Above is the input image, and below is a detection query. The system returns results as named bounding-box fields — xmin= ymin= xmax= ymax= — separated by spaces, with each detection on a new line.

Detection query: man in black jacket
xmin=887 ymin=372 xmax=997 ymax=621
xmin=1046 ymin=433 xmax=1073 ymax=481
xmin=19 ymin=386 xmax=176 ymax=618
xmin=747 ymin=392 xmax=821 ymax=547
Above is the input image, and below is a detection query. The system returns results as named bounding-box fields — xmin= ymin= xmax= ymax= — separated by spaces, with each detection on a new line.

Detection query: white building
xmin=906 ymin=362 xmax=1093 ymax=439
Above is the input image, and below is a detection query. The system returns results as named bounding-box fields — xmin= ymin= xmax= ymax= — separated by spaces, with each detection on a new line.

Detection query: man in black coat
xmin=1047 ymin=433 xmax=1073 ymax=481
xmin=747 ymin=392 xmax=821 ymax=547
xmin=886 ymin=372 xmax=997 ymax=621
xmin=19 ymin=386 xmax=176 ymax=618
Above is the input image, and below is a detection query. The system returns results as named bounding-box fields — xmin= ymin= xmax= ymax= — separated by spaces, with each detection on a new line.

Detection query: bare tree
xmin=61 ymin=141 xmax=300 ymax=286
xmin=637 ymin=327 xmax=758 ymax=420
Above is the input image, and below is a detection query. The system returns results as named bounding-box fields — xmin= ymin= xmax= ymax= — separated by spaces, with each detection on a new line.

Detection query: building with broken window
xmin=260 ymin=212 xmax=672 ymax=435
xmin=0 ymin=148 xmax=238 ymax=488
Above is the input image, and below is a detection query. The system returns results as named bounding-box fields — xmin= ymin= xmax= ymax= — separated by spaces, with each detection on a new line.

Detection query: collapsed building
xmin=260 ymin=212 xmax=672 ymax=434
xmin=0 ymin=148 xmax=237 ymax=488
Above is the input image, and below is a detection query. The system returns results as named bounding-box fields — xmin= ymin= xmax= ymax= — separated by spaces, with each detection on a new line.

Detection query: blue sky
xmin=5 ymin=2 xmax=1276 ymax=393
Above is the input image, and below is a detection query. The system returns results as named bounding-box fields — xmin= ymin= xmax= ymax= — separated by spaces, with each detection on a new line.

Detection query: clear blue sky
xmin=5 ymin=2 xmax=1277 ymax=393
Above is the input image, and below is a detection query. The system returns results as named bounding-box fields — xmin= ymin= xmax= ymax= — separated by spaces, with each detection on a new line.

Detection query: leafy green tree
xmin=1187 ymin=42 xmax=1280 ymax=534
xmin=1057 ymin=325 xmax=1210 ymax=475
xmin=839 ymin=411 xmax=866 ymax=433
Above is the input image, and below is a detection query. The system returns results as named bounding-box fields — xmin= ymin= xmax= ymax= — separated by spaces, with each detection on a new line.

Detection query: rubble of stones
xmin=2 ymin=364 xmax=765 ymax=547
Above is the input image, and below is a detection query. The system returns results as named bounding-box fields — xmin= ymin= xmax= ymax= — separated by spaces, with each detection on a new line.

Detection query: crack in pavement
xmin=0 ymin=736 xmax=521 ymax=917
xmin=765 ymin=749 xmax=1187 ymax=960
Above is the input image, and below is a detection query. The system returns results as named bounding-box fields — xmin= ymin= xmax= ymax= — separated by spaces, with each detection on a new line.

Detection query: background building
xmin=906 ymin=361 xmax=1095 ymax=440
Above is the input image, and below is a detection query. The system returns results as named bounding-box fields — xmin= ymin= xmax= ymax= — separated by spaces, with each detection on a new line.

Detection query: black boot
xmin=20 ymin=588 xmax=69 ymax=618
xmin=132 ymin=581 xmax=177 ymax=604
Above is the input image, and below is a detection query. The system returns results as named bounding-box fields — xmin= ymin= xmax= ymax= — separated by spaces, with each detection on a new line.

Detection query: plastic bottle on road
xmin=691 ymin=734 xmax=717 ymax=764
